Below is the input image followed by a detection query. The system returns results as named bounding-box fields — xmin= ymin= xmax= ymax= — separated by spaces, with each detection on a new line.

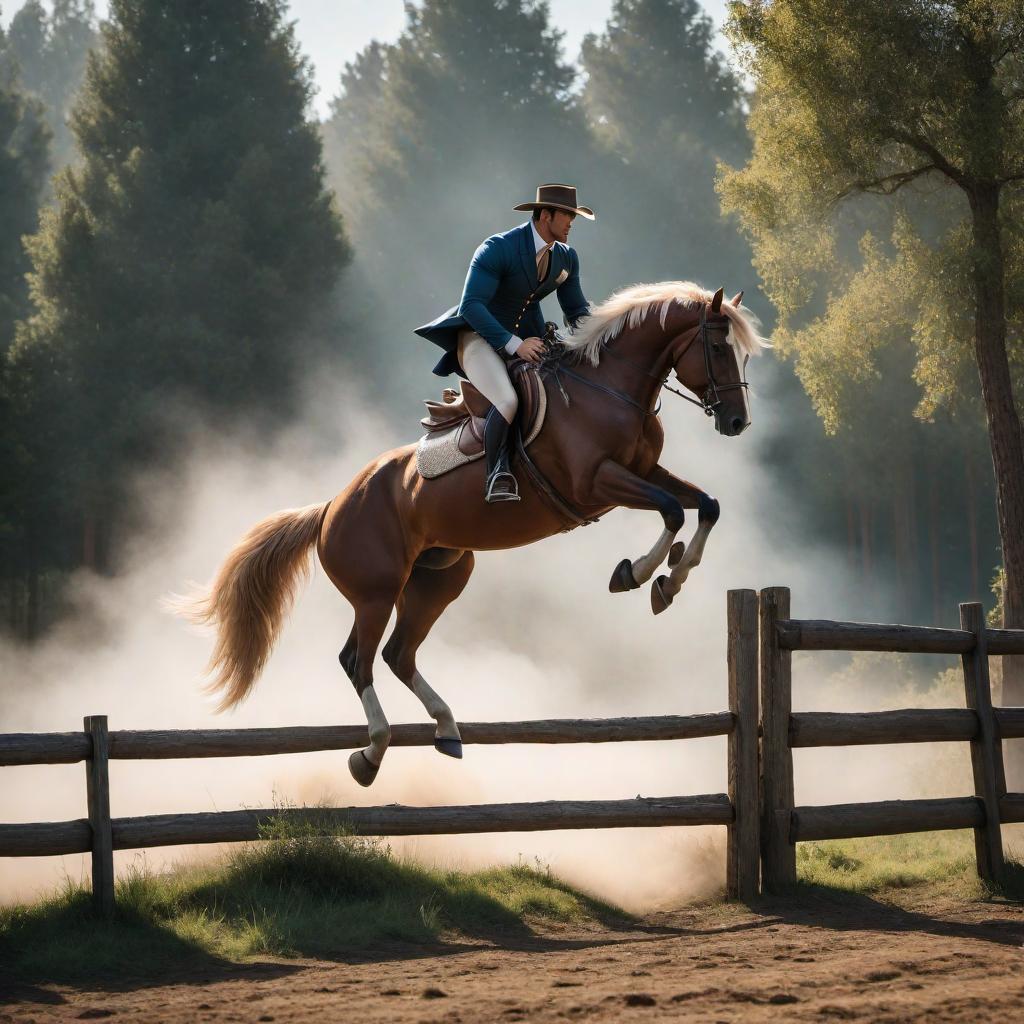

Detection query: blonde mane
xmin=562 ymin=281 xmax=767 ymax=365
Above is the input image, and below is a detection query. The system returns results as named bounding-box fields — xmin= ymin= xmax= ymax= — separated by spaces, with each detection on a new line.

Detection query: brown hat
xmin=514 ymin=183 xmax=595 ymax=221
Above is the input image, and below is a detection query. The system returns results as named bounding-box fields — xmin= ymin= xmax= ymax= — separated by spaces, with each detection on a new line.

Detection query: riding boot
xmin=482 ymin=407 xmax=520 ymax=503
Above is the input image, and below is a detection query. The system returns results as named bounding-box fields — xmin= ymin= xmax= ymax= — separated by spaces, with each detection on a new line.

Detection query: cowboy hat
xmin=514 ymin=183 xmax=595 ymax=220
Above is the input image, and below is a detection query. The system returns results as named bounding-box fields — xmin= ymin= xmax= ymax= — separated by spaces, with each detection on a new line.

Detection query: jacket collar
xmin=517 ymin=220 xmax=567 ymax=288
xmin=518 ymin=220 xmax=538 ymax=286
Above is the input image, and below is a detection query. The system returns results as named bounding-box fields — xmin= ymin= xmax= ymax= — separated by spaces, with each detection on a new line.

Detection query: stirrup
xmin=485 ymin=469 xmax=520 ymax=503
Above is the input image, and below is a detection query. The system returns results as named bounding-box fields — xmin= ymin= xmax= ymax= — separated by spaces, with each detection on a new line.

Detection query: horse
xmin=176 ymin=281 xmax=765 ymax=787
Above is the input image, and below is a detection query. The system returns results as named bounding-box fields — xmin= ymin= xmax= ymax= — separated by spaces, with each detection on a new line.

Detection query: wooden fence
xmin=4 ymin=585 xmax=1021 ymax=916
xmin=0 ymin=589 xmax=761 ymax=916
xmin=759 ymin=586 xmax=1024 ymax=892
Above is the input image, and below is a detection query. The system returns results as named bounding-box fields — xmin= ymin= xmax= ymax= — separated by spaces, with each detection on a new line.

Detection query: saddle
xmin=420 ymin=359 xmax=545 ymax=459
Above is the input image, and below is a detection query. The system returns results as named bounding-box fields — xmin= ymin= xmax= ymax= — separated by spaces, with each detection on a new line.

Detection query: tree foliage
xmin=322 ymin=0 xmax=594 ymax=390
xmin=720 ymin=0 xmax=1024 ymax=427
xmin=581 ymin=0 xmax=750 ymax=285
xmin=4 ymin=1 xmax=97 ymax=173
xmin=720 ymin=1 xmax=1024 ymax=706
xmin=9 ymin=0 xmax=349 ymax=585
xmin=0 ymin=20 xmax=52 ymax=631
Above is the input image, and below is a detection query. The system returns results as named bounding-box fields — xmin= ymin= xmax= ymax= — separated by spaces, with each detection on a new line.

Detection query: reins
xmin=540 ymin=303 xmax=749 ymax=419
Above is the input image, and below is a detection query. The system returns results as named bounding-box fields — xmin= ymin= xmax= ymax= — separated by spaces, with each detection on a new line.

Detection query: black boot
xmin=482 ymin=407 xmax=520 ymax=503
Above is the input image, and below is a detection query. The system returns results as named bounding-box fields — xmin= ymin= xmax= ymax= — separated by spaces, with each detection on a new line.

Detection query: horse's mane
xmin=562 ymin=281 xmax=767 ymax=366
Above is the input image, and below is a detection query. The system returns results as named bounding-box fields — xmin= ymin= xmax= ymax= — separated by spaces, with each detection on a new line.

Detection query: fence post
xmin=959 ymin=603 xmax=1006 ymax=885
xmin=727 ymin=589 xmax=760 ymax=900
xmin=760 ymin=586 xmax=795 ymax=891
xmin=84 ymin=715 xmax=115 ymax=916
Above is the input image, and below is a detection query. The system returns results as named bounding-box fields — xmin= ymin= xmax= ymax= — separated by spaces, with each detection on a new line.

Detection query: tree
xmin=5 ymin=1 xmax=98 ymax=173
xmin=580 ymin=0 xmax=750 ymax=285
xmin=322 ymin=0 xmax=595 ymax=394
xmin=0 ymin=19 xmax=52 ymax=636
xmin=0 ymin=26 xmax=49 ymax=347
xmin=11 ymin=0 xmax=349 ymax=573
xmin=719 ymin=1 xmax=1024 ymax=704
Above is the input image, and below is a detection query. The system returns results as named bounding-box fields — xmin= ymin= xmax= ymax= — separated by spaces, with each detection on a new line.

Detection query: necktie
xmin=536 ymin=243 xmax=552 ymax=283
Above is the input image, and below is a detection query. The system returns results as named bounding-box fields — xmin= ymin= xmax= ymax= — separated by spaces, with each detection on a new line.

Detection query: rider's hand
xmin=518 ymin=336 xmax=545 ymax=363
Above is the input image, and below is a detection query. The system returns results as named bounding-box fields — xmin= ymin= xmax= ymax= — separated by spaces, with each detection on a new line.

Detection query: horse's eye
xmin=712 ymin=342 xmax=727 ymax=355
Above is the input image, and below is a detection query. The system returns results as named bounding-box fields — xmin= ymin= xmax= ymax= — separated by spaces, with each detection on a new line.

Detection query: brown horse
xmin=177 ymin=281 xmax=764 ymax=786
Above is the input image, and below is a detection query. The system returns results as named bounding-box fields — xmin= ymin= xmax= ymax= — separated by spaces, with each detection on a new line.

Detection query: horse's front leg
xmin=645 ymin=465 xmax=720 ymax=615
xmin=587 ymin=459 xmax=686 ymax=593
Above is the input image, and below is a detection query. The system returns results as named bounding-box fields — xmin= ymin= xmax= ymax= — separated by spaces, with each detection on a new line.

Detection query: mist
xmin=2 ymin=338 xmax=979 ymax=910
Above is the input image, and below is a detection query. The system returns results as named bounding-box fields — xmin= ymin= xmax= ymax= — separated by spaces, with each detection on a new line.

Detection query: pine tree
xmin=6 ymin=1 xmax=97 ymax=172
xmin=12 ymin=0 xmax=349 ymax=569
xmin=580 ymin=0 xmax=750 ymax=286
xmin=0 ymin=21 xmax=51 ymax=636
xmin=322 ymin=1 xmax=596 ymax=376
xmin=0 ymin=31 xmax=49 ymax=347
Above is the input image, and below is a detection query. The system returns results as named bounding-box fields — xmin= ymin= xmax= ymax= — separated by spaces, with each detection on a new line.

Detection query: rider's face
xmin=542 ymin=209 xmax=576 ymax=243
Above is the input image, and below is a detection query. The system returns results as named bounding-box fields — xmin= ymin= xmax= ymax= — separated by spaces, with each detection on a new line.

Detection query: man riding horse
xmin=415 ymin=183 xmax=595 ymax=503
xmin=179 ymin=180 xmax=763 ymax=787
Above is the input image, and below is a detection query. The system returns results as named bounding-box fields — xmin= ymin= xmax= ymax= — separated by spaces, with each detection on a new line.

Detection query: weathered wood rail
xmin=0 ymin=589 xmax=761 ymax=916
xmin=0 ymin=714 xmax=735 ymax=766
xmin=760 ymin=586 xmax=1024 ymax=892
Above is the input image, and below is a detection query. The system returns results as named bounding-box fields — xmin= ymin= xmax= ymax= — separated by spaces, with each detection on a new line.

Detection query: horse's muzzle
xmin=716 ymin=412 xmax=750 ymax=437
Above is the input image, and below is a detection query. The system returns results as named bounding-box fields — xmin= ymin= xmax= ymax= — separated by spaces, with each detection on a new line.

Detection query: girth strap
xmin=513 ymin=428 xmax=601 ymax=533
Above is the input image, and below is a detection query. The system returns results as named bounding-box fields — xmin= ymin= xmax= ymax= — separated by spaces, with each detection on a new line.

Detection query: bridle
xmin=541 ymin=303 xmax=749 ymax=418
xmin=661 ymin=304 xmax=750 ymax=417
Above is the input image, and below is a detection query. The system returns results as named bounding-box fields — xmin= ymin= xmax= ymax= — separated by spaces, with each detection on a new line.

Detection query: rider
xmin=415 ymin=183 xmax=594 ymax=502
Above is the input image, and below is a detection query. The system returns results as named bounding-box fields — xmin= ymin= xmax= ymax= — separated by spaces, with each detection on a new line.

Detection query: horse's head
xmin=671 ymin=287 xmax=751 ymax=437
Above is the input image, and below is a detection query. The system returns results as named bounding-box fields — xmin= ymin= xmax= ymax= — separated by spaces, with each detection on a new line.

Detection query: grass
xmin=796 ymin=830 xmax=1024 ymax=902
xmin=0 ymin=813 xmax=626 ymax=984
xmin=6 ymin=818 xmax=1022 ymax=985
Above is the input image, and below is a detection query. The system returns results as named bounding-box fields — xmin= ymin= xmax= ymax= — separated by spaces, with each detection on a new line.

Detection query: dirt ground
xmin=3 ymin=892 xmax=1023 ymax=1022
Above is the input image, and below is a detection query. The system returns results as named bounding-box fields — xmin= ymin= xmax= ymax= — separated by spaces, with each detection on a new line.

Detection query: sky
xmin=2 ymin=0 xmax=734 ymax=119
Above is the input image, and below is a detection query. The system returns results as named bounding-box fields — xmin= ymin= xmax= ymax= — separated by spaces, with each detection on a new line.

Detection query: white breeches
xmin=458 ymin=330 xmax=519 ymax=424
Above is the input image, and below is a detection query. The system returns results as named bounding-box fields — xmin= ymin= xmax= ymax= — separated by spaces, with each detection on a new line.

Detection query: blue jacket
xmin=415 ymin=220 xmax=590 ymax=377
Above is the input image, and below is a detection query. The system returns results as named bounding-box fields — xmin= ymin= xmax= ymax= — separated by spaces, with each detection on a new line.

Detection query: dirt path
xmin=3 ymin=892 xmax=1024 ymax=1022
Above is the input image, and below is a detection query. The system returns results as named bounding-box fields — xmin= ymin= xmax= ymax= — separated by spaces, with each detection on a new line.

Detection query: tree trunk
xmin=929 ymin=469 xmax=941 ymax=625
xmin=968 ymin=183 xmax=1024 ymax=784
xmin=965 ymin=449 xmax=980 ymax=601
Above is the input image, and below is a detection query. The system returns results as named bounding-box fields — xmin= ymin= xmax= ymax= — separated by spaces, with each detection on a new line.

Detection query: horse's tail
xmin=170 ymin=500 xmax=330 ymax=712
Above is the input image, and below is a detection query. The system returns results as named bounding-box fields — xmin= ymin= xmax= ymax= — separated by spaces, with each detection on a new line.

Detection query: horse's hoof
xmin=651 ymin=576 xmax=673 ymax=615
xmin=668 ymin=541 xmax=686 ymax=568
xmin=434 ymin=737 xmax=463 ymax=759
xmin=348 ymin=749 xmax=379 ymax=788
xmin=609 ymin=558 xmax=639 ymax=593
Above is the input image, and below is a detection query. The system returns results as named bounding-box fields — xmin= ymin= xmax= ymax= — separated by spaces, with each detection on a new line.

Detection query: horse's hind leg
xmin=382 ymin=551 xmax=475 ymax=760
xmin=338 ymin=596 xmax=400 ymax=787
xmin=339 ymin=624 xmax=357 ymax=679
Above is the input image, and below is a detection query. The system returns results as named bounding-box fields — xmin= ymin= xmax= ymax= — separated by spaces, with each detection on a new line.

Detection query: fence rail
xmin=789 ymin=709 xmax=979 ymax=747
xmin=761 ymin=587 xmax=1024 ymax=892
xmin=5 ymin=584 xmax=1023 ymax=915
xmin=0 ymin=714 xmax=733 ymax=767
xmin=0 ymin=794 xmax=733 ymax=857
xmin=790 ymin=797 xmax=985 ymax=842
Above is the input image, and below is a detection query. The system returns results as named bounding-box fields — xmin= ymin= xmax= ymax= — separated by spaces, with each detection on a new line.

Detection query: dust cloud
xmin=0 ymin=358 xmax=971 ymax=911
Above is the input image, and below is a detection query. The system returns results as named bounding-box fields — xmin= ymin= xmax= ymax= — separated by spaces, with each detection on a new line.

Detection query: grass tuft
xmin=0 ymin=813 xmax=626 ymax=984
xmin=797 ymin=830 xmax=1024 ymax=901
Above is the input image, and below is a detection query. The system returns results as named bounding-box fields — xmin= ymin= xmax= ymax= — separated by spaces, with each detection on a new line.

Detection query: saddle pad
xmin=415 ymin=377 xmax=548 ymax=480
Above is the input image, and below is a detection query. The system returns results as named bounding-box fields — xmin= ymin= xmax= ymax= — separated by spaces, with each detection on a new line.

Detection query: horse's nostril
xmin=731 ymin=417 xmax=745 ymax=433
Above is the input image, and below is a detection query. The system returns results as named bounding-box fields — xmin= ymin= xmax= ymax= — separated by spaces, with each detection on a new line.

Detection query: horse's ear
xmin=731 ymin=290 xmax=743 ymax=307
xmin=711 ymin=287 xmax=724 ymax=313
